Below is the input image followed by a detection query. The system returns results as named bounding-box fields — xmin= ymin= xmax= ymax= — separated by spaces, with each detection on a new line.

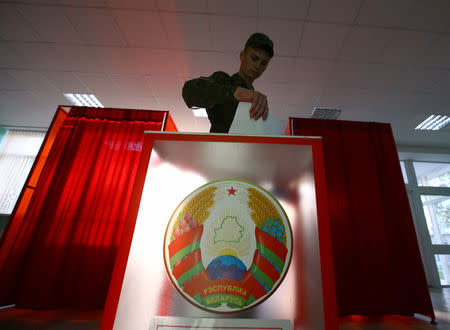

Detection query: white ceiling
xmin=0 ymin=0 xmax=450 ymax=148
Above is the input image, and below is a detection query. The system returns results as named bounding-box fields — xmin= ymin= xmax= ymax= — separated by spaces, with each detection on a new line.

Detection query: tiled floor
xmin=339 ymin=287 xmax=450 ymax=329
xmin=0 ymin=288 xmax=449 ymax=329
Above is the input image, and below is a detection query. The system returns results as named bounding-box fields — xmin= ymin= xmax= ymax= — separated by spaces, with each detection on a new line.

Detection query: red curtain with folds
xmin=0 ymin=107 xmax=166 ymax=309
xmin=289 ymin=118 xmax=434 ymax=319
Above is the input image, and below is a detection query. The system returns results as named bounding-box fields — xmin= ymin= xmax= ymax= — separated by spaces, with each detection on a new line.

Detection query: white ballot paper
xmin=229 ymin=102 xmax=283 ymax=135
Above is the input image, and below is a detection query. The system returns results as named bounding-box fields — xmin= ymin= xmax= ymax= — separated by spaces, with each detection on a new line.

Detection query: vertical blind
xmin=0 ymin=130 xmax=45 ymax=214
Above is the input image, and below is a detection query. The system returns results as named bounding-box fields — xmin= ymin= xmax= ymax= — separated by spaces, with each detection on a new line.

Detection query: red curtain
xmin=289 ymin=118 xmax=434 ymax=319
xmin=0 ymin=107 xmax=166 ymax=309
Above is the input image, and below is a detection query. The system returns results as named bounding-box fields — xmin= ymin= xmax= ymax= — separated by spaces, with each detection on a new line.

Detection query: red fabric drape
xmin=289 ymin=118 xmax=434 ymax=319
xmin=0 ymin=107 xmax=166 ymax=309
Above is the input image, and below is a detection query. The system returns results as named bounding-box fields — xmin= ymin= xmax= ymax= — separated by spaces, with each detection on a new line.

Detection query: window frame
xmin=402 ymin=159 xmax=450 ymax=288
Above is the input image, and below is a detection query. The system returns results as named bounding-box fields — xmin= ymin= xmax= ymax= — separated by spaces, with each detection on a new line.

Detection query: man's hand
xmin=233 ymin=87 xmax=269 ymax=120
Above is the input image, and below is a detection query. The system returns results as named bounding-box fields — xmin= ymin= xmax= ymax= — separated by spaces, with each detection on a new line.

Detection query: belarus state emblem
xmin=163 ymin=179 xmax=293 ymax=313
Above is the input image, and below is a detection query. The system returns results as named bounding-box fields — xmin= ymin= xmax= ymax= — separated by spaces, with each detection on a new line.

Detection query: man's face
xmin=239 ymin=47 xmax=271 ymax=84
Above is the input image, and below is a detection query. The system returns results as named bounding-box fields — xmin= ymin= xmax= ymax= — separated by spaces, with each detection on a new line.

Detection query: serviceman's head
xmin=239 ymin=33 xmax=274 ymax=84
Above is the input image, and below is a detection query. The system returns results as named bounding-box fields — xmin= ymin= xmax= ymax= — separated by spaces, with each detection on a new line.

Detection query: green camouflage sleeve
xmin=182 ymin=71 xmax=238 ymax=109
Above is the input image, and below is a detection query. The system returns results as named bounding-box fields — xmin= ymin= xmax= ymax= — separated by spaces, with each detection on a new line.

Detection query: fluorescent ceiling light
xmin=192 ymin=108 xmax=208 ymax=118
xmin=64 ymin=93 xmax=104 ymax=108
xmin=415 ymin=115 xmax=450 ymax=130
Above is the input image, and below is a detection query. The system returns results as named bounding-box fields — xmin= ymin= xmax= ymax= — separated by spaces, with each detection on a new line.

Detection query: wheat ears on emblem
xmin=175 ymin=186 xmax=217 ymax=225
xmin=248 ymin=187 xmax=281 ymax=226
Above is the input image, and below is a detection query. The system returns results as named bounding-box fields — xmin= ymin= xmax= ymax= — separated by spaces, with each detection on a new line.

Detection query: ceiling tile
xmin=212 ymin=52 xmax=240 ymax=75
xmin=0 ymin=91 xmax=51 ymax=127
xmin=110 ymin=75 xmax=153 ymax=97
xmin=338 ymin=27 xmax=392 ymax=63
xmin=44 ymin=71 xmax=91 ymax=93
xmin=326 ymin=62 xmax=403 ymax=90
xmin=181 ymin=51 xmax=217 ymax=77
xmin=0 ymin=4 xmax=40 ymax=41
xmin=112 ymin=10 xmax=168 ymax=47
xmin=14 ymin=43 xmax=104 ymax=72
xmin=260 ymin=0 xmax=309 ymax=19
xmin=398 ymin=0 xmax=450 ymax=33
xmin=292 ymin=58 xmax=333 ymax=85
xmin=58 ymin=0 xmax=108 ymax=6
xmin=156 ymin=97 xmax=188 ymax=115
xmin=18 ymin=5 xmax=83 ymax=43
xmin=131 ymin=49 xmax=186 ymax=76
xmin=210 ymin=16 xmax=257 ymax=52
xmin=279 ymin=102 xmax=316 ymax=118
xmin=156 ymin=96 xmax=185 ymax=108
xmin=94 ymin=93 xmax=159 ymax=110
xmin=160 ymin=13 xmax=211 ymax=50
xmin=383 ymin=92 xmax=443 ymax=119
xmin=257 ymin=18 xmax=303 ymax=56
xmin=0 ymin=70 xmax=23 ymax=90
xmin=17 ymin=0 xmax=59 ymax=4
xmin=54 ymin=45 xmax=106 ymax=73
xmin=433 ymin=71 xmax=450 ymax=95
xmin=261 ymin=56 xmax=296 ymax=83
xmin=0 ymin=42 xmax=29 ymax=68
xmin=105 ymin=0 xmax=156 ymax=10
xmin=382 ymin=30 xmax=436 ymax=65
xmin=207 ymin=0 xmax=257 ymax=15
xmin=64 ymin=7 xmax=126 ymax=46
xmin=74 ymin=72 xmax=121 ymax=95
xmin=8 ymin=70 xmax=57 ymax=92
xmin=394 ymin=67 xmax=445 ymax=94
xmin=299 ymin=23 xmax=349 ymax=59
xmin=309 ymin=0 xmax=362 ymax=23
xmin=31 ymin=89 xmax=67 ymax=109
xmin=92 ymin=47 xmax=138 ymax=74
xmin=122 ymin=96 xmax=159 ymax=110
xmin=260 ymin=82 xmax=321 ymax=106
xmin=12 ymin=43 xmax=59 ymax=70
xmin=422 ymin=35 xmax=450 ymax=68
xmin=0 ymin=0 xmax=449 ymax=147
xmin=317 ymin=87 xmax=389 ymax=121
xmin=148 ymin=75 xmax=184 ymax=98
xmin=356 ymin=0 xmax=414 ymax=29
xmin=157 ymin=0 xmax=207 ymax=12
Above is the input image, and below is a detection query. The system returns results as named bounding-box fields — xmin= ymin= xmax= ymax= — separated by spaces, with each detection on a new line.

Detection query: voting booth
xmin=0 ymin=106 xmax=434 ymax=329
xmin=100 ymin=132 xmax=338 ymax=330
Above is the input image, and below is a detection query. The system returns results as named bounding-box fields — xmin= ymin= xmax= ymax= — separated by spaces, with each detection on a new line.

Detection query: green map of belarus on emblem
xmin=163 ymin=179 xmax=293 ymax=313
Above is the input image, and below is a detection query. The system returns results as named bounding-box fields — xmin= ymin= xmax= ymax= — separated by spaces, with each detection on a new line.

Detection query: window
xmin=0 ymin=130 xmax=45 ymax=214
xmin=404 ymin=160 xmax=450 ymax=287
xmin=435 ymin=254 xmax=450 ymax=285
xmin=422 ymin=195 xmax=450 ymax=244
xmin=414 ymin=162 xmax=450 ymax=187
xmin=400 ymin=161 xmax=408 ymax=184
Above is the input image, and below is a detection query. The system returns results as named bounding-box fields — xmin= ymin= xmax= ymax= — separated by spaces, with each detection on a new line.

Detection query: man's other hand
xmin=233 ymin=87 xmax=268 ymax=121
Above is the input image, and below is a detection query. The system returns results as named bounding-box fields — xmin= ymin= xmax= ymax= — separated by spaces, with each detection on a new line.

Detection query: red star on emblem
xmin=227 ymin=187 xmax=237 ymax=195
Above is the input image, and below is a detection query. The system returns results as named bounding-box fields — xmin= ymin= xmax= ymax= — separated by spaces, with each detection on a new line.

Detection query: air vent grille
xmin=311 ymin=107 xmax=341 ymax=120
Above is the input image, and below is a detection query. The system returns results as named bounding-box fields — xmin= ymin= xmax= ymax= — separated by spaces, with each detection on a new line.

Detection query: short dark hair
xmin=245 ymin=33 xmax=274 ymax=58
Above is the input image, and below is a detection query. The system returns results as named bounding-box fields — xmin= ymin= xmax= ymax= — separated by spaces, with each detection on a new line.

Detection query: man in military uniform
xmin=182 ymin=33 xmax=274 ymax=133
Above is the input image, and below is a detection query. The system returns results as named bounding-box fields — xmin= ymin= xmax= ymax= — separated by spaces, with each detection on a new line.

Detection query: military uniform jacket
xmin=182 ymin=71 xmax=253 ymax=133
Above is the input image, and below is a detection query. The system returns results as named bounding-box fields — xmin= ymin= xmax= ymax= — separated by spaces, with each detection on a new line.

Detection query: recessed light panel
xmin=415 ymin=115 xmax=450 ymax=130
xmin=64 ymin=93 xmax=104 ymax=108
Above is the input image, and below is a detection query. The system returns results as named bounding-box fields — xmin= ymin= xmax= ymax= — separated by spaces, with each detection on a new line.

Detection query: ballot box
xmin=100 ymin=132 xmax=338 ymax=330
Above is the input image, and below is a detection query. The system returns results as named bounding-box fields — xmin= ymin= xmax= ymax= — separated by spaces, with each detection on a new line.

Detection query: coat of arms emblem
xmin=163 ymin=179 xmax=293 ymax=313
